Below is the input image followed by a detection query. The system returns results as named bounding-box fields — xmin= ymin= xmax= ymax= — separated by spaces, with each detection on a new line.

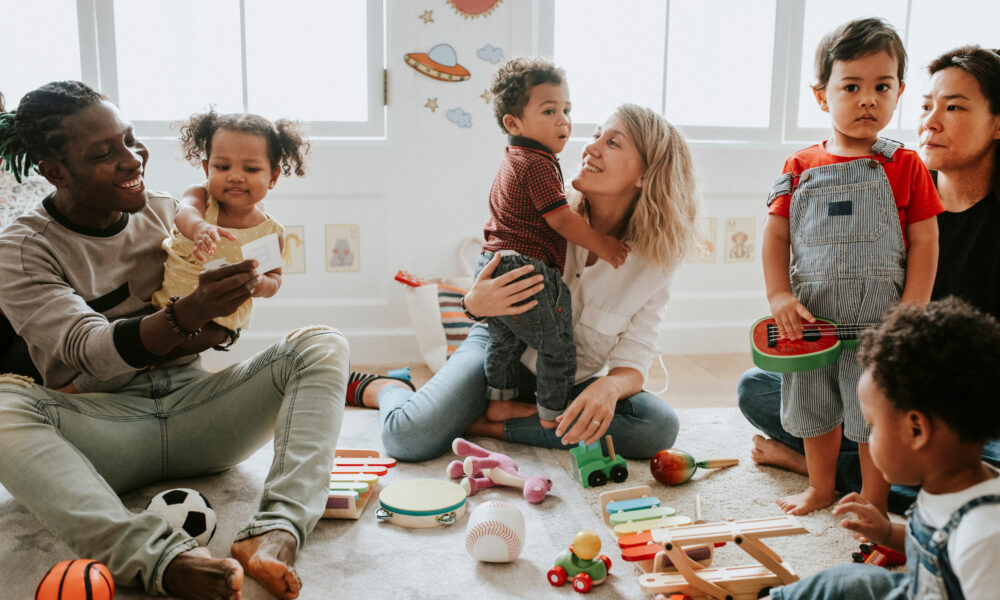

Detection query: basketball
xmin=35 ymin=559 xmax=114 ymax=600
xmin=464 ymin=500 xmax=526 ymax=562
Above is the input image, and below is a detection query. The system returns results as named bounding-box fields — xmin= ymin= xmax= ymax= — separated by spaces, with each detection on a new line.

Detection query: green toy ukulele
xmin=750 ymin=316 xmax=876 ymax=373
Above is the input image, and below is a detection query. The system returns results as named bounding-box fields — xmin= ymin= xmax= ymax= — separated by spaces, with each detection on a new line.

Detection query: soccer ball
xmin=145 ymin=488 xmax=217 ymax=546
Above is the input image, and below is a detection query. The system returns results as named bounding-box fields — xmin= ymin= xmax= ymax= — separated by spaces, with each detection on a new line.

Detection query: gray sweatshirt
xmin=0 ymin=191 xmax=198 ymax=390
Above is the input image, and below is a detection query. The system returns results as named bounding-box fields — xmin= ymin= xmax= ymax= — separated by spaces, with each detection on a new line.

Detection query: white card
xmin=240 ymin=233 xmax=283 ymax=273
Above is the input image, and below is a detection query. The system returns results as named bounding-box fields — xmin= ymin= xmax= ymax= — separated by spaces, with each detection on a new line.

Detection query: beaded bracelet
xmin=164 ymin=296 xmax=201 ymax=340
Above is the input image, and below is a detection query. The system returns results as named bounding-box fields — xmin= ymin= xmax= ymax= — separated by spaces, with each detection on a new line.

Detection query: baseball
xmin=464 ymin=500 xmax=526 ymax=562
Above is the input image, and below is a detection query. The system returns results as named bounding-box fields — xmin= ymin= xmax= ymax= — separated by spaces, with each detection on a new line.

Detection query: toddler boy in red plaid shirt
xmin=475 ymin=58 xmax=629 ymax=428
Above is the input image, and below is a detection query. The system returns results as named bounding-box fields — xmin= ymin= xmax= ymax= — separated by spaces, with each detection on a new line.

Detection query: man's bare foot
xmin=485 ymin=400 xmax=538 ymax=422
xmin=231 ymin=530 xmax=301 ymax=599
xmin=778 ymin=485 xmax=838 ymax=516
xmin=751 ymin=435 xmax=808 ymax=475
xmin=163 ymin=547 xmax=243 ymax=600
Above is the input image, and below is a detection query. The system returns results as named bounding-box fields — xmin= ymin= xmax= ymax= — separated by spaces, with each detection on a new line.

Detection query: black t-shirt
xmin=933 ymin=191 xmax=1000 ymax=320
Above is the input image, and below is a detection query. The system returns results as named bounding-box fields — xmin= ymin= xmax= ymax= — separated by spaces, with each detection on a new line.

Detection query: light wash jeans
xmin=0 ymin=326 xmax=348 ymax=595
xmin=737 ymin=367 xmax=1000 ymax=514
xmin=378 ymin=324 xmax=679 ymax=462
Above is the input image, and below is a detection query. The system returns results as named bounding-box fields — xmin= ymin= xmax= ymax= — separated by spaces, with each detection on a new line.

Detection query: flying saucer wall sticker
xmin=404 ymin=44 xmax=471 ymax=82
xmin=449 ymin=0 xmax=502 ymax=19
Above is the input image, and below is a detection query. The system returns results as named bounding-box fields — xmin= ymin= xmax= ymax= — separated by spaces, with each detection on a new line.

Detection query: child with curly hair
xmin=765 ymin=297 xmax=1000 ymax=599
xmin=472 ymin=57 xmax=630 ymax=429
xmin=151 ymin=110 xmax=308 ymax=344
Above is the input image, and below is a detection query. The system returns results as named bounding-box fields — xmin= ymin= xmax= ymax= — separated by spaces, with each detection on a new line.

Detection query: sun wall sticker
xmin=449 ymin=0 xmax=502 ymax=19
xmin=404 ymin=44 xmax=470 ymax=82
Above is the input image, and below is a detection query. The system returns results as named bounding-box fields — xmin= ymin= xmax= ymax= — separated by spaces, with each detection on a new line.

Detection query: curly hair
xmin=490 ymin=57 xmax=566 ymax=134
xmin=857 ymin=297 xmax=1000 ymax=444
xmin=927 ymin=45 xmax=1000 ymax=197
xmin=569 ymin=104 xmax=698 ymax=271
xmin=813 ymin=17 xmax=907 ymax=90
xmin=0 ymin=81 xmax=105 ymax=182
xmin=178 ymin=110 xmax=309 ymax=177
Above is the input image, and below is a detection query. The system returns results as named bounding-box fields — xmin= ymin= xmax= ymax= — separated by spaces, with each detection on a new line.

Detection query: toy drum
xmin=375 ymin=479 xmax=468 ymax=528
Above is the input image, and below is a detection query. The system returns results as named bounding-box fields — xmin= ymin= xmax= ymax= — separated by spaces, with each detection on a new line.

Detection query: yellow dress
xmin=152 ymin=195 xmax=283 ymax=332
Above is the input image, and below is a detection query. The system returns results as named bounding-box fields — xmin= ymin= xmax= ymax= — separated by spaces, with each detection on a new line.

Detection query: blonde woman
xmin=360 ymin=104 xmax=698 ymax=460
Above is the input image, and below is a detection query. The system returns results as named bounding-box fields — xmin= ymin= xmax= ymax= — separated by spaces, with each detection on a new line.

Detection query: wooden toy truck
xmin=570 ymin=435 xmax=628 ymax=488
xmin=636 ymin=515 xmax=808 ymax=599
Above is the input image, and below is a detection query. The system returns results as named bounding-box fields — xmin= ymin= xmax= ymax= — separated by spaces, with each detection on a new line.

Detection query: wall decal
xmin=725 ymin=217 xmax=755 ymax=263
xmin=282 ymin=226 xmax=306 ymax=274
xmin=419 ymin=9 xmax=434 ymax=23
xmin=688 ymin=217 xmax=717 ymax=263
xmin=476 ymin=44 xmax=504 ymax=64
xmin=425 ymin=97 xmax=439 ymax=112
xmin=447 ymin=107 xmax=472 ymax=128
xmin=404 ymin=44 xmax=471 ymax=82
xmin=480 ymin=90 xmax=491 ymax=103
xmin=449 ymin=0 xmax=502 ymax=19
xmin=325 ymin=224 xmax=361 ymax=273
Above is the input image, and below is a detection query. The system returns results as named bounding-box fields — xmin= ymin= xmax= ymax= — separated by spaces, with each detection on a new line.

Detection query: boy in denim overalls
xmin=762 ymin=17 xmax=942 ymax=515
xmin=766 ymin=298 xmax=1000 ymax=600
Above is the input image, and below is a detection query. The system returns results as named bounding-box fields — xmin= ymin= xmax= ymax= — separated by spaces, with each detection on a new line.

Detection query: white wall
xmin=139 ymin=3 xmax=803 ymax=369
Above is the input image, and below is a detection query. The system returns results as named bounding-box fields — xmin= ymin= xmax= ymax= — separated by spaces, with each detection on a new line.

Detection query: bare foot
xmin=163 ymin=547 xmax=243 ymax=600
xmin=485 ymin=400 xmax=538 ymax=422
xmin=777 ymin=485 xmax=838 ymax=516
xmin=231 ymin=530 xmax=301 ymax=599
xmin=751 ymin=435 xmax=808 ymax=475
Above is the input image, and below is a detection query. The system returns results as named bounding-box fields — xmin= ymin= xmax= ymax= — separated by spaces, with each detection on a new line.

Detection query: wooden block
xmin=606 ymin=496 xmax=660 ymax=514
xmin=609 ymin=505 xmax=676 ymax=525
xmin=613 ymin=515 xmax=692 ymax=537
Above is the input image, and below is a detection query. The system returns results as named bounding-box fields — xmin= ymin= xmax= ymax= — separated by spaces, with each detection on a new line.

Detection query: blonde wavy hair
xmin=569 ymin=104 xmax=698 ymax=271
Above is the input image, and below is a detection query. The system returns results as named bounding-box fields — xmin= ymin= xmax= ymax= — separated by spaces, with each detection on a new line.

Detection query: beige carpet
xmin=0 ymin=407 xmax=903 ymax=599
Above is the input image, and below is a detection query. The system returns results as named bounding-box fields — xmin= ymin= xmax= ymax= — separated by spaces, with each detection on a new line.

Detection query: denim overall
xmin=903 ymin=494 xmax=1000 ymax=599
xmin=768 ymin=139 xmax=906 ymax=442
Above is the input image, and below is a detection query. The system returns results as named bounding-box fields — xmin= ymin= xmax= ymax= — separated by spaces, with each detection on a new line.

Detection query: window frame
xmin=540 ymin=0 xmax=926 ymax=145
xmin=74 ymin=0 xmax=385 ymax=139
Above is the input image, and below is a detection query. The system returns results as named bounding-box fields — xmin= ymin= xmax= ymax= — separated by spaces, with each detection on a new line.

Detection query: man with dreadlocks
xmin=0 ymin=82 xmax=348 ymax=600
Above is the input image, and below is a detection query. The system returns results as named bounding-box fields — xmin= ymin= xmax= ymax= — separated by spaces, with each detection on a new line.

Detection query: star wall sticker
xmin=480 ymin=90 xmax=492 ymax=103
xmin=419 ymin=10 xmax=433 ymax=23
xmin=425 ymin=98 xmax=439 ymax=112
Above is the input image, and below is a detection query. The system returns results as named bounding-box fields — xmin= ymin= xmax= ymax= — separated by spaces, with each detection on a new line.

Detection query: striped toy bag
xmin=395 ymin=237 xmax=481 ymax=372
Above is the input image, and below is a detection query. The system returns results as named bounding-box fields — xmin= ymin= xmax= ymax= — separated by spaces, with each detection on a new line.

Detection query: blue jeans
xmin=377 ymin=323 xmax=678 ymax=461
xmin=0 ymin=327 xmax=349 ymax=594
xmin=476 ymin=251 xmax=575 ymax=421
xmin=738 ymin=367 xmax=1000 ymax=514
xmin=771 ymin=563 xmax=907 ymax=600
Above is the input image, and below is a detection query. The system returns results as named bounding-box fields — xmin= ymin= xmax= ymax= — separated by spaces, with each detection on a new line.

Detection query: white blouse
xmin=521 ymin=242 xmax=674 ymax=383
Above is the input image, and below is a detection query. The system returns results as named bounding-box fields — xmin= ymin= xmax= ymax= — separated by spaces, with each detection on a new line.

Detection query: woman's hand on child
xmin=598 ymin=236 xmax=631 ymax=269
xmin=192 ymin=224 xmax=238 ymax=262
xmin=769 ymin=291 xmax=815 ymax=340
xmin=833 ymin=492 xmax=893 ymax=545
xmin=466 ymin=253 xmax=544 ymax=317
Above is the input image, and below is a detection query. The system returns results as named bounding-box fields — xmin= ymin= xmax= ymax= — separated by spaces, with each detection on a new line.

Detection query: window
xmin=0 ymin=0 xmax=384 ymax=138
xmin=548 ymin=0 xmax=1000 ymax=144
xmin=0 ymin=0 xmax=81 ymax=106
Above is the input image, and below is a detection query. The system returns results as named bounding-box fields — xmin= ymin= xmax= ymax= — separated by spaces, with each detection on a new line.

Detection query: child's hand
xmin=597 ymin=237 xmax=630 ymax=269
xmin=833 ymin=493 xmax=893 ymax=545
xmin=769 ymin=291 xmax=815 ymax=340
xmin=191 ymin=224 xmax=238 ymax=262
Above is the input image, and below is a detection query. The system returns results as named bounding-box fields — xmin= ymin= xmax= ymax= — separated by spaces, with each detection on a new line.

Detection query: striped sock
xmin=345 ymin=372 xmax=415 ymax=407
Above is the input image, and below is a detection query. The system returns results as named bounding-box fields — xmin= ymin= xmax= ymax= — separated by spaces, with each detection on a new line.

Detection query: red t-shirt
xmin=768 ymin=142 xmax=943 ymax=246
